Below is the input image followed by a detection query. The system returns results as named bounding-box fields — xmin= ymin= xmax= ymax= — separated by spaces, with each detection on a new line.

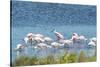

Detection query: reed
xmin=12 ymin=52 xmax=96 ymax=67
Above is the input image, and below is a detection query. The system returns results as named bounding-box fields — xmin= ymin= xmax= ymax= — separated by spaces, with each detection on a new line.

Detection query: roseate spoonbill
xmin=34 ymin=34 xmax=44 ymax=38
xmin=27 ymin=33 xmax=34 ymax=37
xmin=15 ymin=44 xmax=25 ymax=56
xmin=71 ymin=33 xmax=79 ymax=42
xmin=63 ymin=40 xmax=73 ymax=46
xmin=24 ymin=37 xmax=34 ymax=46
xmin=88 ymin=41 xmax=96 ymax=46
xmin=34 ymin=36 xmax=44 ymax=44
xmin=90 ymin=37 xmax=96 ymax=44
xmin=51 ymin=42 xmax=63 ymax=48
xmin=53 ymin=29 xmax=64 ymax=41
xmin=44 ymin=37 xmax=53 ymax=45
xmin=71 ymin=33 xmax=87 ymax=43
xmin=88 ymin=37 xmax=96 ymax=46
xmin=34 ymin=43 xmax=51 ymax=49
xmin=24 ymin=33 xmax=35 ymax=46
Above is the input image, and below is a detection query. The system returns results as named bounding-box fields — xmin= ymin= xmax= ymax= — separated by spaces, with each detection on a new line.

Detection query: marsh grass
xmin=12 ymin=51 xmax=96 ymax=67
xmin=12 ymin=56 xmax=38 ymax=66
xmin=86 ymin=56 xmax=96 ymax=62
xmin=78 ymin=51 xmax=86 ymax=62
xmin=78 ymin=51 xmax=96 ymax=62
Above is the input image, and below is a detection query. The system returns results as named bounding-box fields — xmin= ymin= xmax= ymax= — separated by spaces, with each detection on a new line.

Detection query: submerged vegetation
xmin=12 ymin=51 xmax=96 ymax=67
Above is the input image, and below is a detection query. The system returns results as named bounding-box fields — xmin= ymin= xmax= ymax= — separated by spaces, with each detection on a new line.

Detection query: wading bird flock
xmin=14 ymin=30 xmax=96 ymax=56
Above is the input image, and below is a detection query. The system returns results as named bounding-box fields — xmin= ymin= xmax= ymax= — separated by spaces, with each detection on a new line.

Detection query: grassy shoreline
xmin=11 ymin=51 xmax=96 ymax=67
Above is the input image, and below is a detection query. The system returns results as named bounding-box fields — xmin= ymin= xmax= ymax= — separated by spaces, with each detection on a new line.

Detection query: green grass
xmin=67 ymin=53 xmax=78 ymax=63
xmin=12 ymin=52 xmax=96 ymax=67
xmin=86 ymin=56 xmax=96 ymax=62
xmin=78 ymin=51 xmax=86 ymax=62
xmin=78 ymin=51 xmax=96 ymax=62
xmin=12 ymin=56 xmax=38 ymax=66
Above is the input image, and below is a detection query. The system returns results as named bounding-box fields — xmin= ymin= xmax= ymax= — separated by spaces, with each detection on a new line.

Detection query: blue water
xmin=12 ymin=25 xmax=96 ymax=60
xmin=11 ymin=1 xmax=96 ymax=61
xmin=11 ymin=1 xmax=96 ymax=27
xmin=12 ymin=25 xmax=96 ymax=48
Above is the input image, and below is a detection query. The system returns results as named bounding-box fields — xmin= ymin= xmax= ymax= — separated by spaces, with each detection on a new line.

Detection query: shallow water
xmin=11 ymin=25 xmax=96 ymax=61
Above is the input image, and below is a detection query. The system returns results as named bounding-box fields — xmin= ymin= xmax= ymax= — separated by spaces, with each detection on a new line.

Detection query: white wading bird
xmin=90 ymin=37 xmax=96 ymax=44
xmin=51 ymin=42 xmax=64 ymax=48
xmin=53 ymin=29 xmax=64 ymax=41
xmin=57 ymin=39 xmax=73 ymax=47
xmin=63 ymin=40 xmax=73 ymax=46
xmin=27 ymin=33 xmax=34 ymax=37
xmin=78 ymin=35 xmax=87 ymax=41
xmin=24 ymin=33 xmax=35 ymax=46
xmin=53 ymin=30 xmax=73 ymax=47
xmin=15 ymin=44 xmax=25 ymax=56
xmin=88 ymin=37 xmax=96 ymax=46
xmin=44 ymin=37 xmax=53 ymax=45
xmin=71 ymin=33 xmax=87 ymax=43
xmin=24 ymin=33 xmax=44 ymax=46
xmin=24 ymin=37 xmax=34 ymax=46
xmin=34 ymin=43 xmax=51 ymax=49
xmin=88 ymin=41 xmax=96 ymax=46
xmin=34 ymin=34 xmax=44 ymax=38
xmin=71 ymin=33 xmax=79 ymax=41
xmin=33 ymin=36 xmax=45 ymax=44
